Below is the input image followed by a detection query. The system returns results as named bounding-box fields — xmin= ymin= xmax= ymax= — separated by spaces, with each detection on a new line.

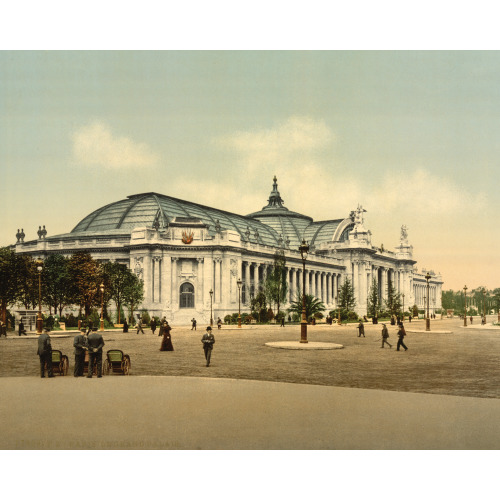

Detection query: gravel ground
xmin=1 ymin=317 xmax=500 ymax=399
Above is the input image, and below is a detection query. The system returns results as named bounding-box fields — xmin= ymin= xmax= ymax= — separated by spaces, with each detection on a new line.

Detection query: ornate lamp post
xmin=425 ymin=272 xmax=431 ymax=331
xmin=463 ymin=285 xmax=467 ymax=327
xmin=100 ymin=283 xmax=104 ymax=331
xmin=36 ymin=259 xmax=43 ymax=333
xmin=299 ymin=239 xmax=309 ymax=343
xmin=209 ymin=289 xmax=213 ymax=326
xmin=237 ymin=278 xmax=242 ymax=328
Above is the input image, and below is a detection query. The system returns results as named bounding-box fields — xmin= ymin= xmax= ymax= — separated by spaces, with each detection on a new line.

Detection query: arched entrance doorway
xmin=180 ymin=282 xmax=195 ymax=308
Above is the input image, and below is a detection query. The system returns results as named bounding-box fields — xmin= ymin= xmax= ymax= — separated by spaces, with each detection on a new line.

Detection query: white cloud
xmin=214 ymin=116 xmax=334 ymax=176
xmin=72 ymin=121 xmax=159 ymax=169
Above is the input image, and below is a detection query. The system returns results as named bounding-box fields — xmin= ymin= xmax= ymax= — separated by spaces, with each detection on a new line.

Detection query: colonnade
xmin=241 ymin=260 xmax=343 ymax=309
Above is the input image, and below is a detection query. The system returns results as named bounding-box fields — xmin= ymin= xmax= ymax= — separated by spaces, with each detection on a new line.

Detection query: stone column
xmin=197 ymin=258 xmax=204 ymax=309
xmin=305 ymin=270 xmax=310 ymax=295
xmin=254 ymin=263 xmax=260 ymax=295
xmin=162 ymin=255 xmax=171 ymax=313
xmin=171 ymin=257 xmax=179 ymax=310
xmin=245 ymin=261 xmax=251 ymax=304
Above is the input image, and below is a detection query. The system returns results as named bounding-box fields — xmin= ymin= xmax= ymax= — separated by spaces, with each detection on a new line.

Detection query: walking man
xmin=37 ymin=328 xmax=54 ymax=378
xmin=18 ymin=319 xmax=27 ymax=336
xmin=202 ymin=326 xmax=215 ymax=367
xmin=357 ymin=319 xmax=365 ymax=337
xmin=73 ymin=327 xmax=88 ymax=377
xmin=87 ymin=327 xmax=105 ymax=378
xmin=381 ymin=323 xmax=392 ymax=348
xmin=150 ymin=317 xmax=157 ymax=335
xmin=136 ymin=317 xmax=145 ymax=334
xmin=217 ymin=317 xmax=222 ymax=330
xmin=396 ymin=324 xmax=408 ymax=351
xmin=191 ymin=318 xmax=197 ymax=330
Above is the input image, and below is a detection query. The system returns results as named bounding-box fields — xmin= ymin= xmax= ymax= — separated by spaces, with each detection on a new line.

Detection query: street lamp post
xmin=100 ymin=283 xmax=104 ymax=331
xmin=237 ymin=278 xmax=242 ymax=328
xmin=36 ymin=259 xmax=43 ymax=333
xmin=209 ymin=289 xmax=213 ymax=326
xmin=425 ymin=272 xmax=431 ymax=331
xmin=299 ymin=240 xmax=309 ymax=343
xmin=463 ymin=285 xmax=467 ymax=327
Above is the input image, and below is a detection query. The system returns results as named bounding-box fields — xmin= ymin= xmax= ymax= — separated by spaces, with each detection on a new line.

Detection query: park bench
xmin=103 ymin=349 xmax=131 ymax=375
xmin=51 ymin=350 xmax=69 ymax=376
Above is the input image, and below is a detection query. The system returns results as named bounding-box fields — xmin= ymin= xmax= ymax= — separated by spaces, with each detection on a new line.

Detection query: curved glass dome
xmin=71 ymin=192 xmax=282 ymax=246
xmin=70 ymin=178 xmax=349 ymax=248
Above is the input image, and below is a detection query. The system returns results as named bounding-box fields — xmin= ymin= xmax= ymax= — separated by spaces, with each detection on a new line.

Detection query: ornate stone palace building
xmin=13 ymin=177 xmax=442 ymax=323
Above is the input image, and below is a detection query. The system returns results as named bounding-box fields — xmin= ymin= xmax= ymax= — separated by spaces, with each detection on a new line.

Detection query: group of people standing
xmin=73 ymin=326 xmax=105 ymax=377
xmin=37 ymin=325 xmax=105 ymax=378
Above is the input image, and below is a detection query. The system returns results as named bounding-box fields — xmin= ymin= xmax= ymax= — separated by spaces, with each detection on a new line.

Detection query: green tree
xmin=122 ymin=272 xmax=144 ymax=323
xmin=288 ymin=293 xmax=325 ymax=321
xmin=339 ymin=277 xmax=356 ymax=316
xmin=0 ymin=248 xmax=21 ymax=323
xmin=493 ymin=288 xmax=500 ymax=315
xmin=367 ymin=278 xmax=379 ymax=318
xmin=251 ymin=291 xmax=267 ymax=322
xmin=102 ymin=262 xmax=136 ymax=324
xmin=384 ymin=279 xmax=401 ymax=317
xmin=16 ymin=254 xmax=39 ymax=310
xmin=68 ymin=251 xmax=103 ymax=318
xmin=263 ymin=249 xmax=288 ymax=317
xmin=42 ymin=254 xmax=72 ymax=316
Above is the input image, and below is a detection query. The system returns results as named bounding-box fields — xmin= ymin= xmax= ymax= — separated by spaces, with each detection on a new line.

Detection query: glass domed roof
xmin=70 ymin=178 xmax=347 ymax=248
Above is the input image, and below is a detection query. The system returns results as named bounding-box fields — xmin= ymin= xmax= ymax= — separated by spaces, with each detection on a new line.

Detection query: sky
xmin=1 ymin=51 xmax=499 ymax=291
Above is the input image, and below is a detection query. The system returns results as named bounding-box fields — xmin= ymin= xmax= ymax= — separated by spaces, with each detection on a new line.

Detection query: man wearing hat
xmin=73 ymin=327 xmax=88 ymax=377
xmin=201 ymin=326 xmax=215 ymax=367
xmin=357 ymin=319 xmax=365 ymax=337
xmin=87 ymin=327 xmax=105 ymax=378
xmin=37 ymin=329 xmax=54 ymax=378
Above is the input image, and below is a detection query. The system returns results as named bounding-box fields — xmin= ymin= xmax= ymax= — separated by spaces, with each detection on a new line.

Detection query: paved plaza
xmin=1 ymin=316 xmax=499 ymax=449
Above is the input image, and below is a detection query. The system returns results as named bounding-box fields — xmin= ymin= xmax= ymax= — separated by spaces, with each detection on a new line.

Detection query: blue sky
xmin=1 ymin=51 xmax=498 ymax=290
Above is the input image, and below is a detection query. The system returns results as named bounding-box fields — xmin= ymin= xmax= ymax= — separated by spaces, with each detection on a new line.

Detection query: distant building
xmin=14 ymin=177 xmax=442 ymax=322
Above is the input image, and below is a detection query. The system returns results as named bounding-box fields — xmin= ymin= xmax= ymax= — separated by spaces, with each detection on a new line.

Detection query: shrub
xmin=224 ymin=314 xmax=232 ymax=324
xmin=65 ymin=313 xmax=78 ymax=327
xmin=141 ymin=310 xmax=151 ymax=326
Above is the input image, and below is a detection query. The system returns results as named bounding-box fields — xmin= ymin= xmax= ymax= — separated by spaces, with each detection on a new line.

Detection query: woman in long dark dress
xmin=160 ymin=321 xmax=174 ymax=351
xmin=123 ymin=318 xmax=129 ymax=333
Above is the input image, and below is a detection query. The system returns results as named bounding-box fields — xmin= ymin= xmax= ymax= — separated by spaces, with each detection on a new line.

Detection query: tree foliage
xmin=339 ymin=277 xmax=356 ymax=314
xmin=288 ymin=293 xmax=325 ymax=321
xmin=122 ymin=271 xmax=144 ymax=323
xmin=42 ymin=254 xmax=72 ymax=316
xmin=384 ymin=279 xmax=401 ymax=317
xmin=251 ymin=291 xmax=267 ymax=322
xmin=102 ymin=262 xmax=137 ymax=323
xmin=367 ymin=278 xmax=379 ymax=317
xmin=263 ymin=249 xmax=288 ymax=316
xmin=0 ymin=248 xmax=21 ymax=323
xmin=68 ymin=251 xmax=103 ymax=317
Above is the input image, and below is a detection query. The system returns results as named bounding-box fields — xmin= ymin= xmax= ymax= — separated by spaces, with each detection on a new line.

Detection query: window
xmin=180 ymin=282 xmax=195 ymax=308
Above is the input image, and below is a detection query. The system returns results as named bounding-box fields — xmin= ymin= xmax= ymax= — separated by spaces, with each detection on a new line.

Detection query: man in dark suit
xmin=73 ymin=327 xmax=88 ymax=377
xmin=201 ymin=326 xmax=215 ymax=367
xmin=37 ymin=329 xmax=54 ymax=378
xmin=87 ymin=327 xmax=105 ymax=378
